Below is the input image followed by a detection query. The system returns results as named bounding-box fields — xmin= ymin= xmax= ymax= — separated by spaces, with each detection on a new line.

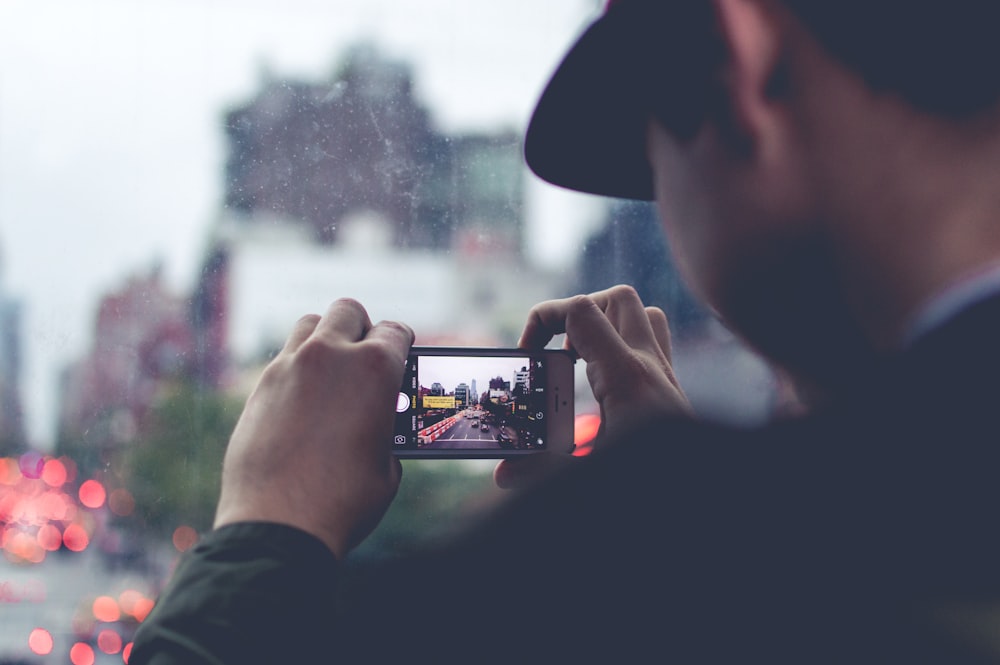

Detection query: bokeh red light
xmin=41 ymin=458 xmax=68 ymax=488
xmin=70 ymin=642 xmax=95 ymax=665
xmin=28 ymin=628 xmax=53 ymax=655
xmin=62 ymin=523 xmax=90 ymax=552
xmin=93 ymin=595 xmax=121 ymax=622
xmin=79 ymin=480 xmax=107 ymax=509
xmin=98 ymin=628 xmax=123 ymax=654
xmin=172 ymin=525 xmax=198 ymax=552
xmin=36 ymin=523 xmax=63 ymax=551
xmin=573 ymin=413 xmax=601 ymax=455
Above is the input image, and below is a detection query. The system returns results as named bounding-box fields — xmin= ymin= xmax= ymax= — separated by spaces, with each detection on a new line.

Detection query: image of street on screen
xmin=393 ymin=353 xmax=550 ymax=453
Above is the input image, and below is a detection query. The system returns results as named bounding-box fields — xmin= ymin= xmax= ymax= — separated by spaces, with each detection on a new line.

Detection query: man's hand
xmin=214 ymin=298 xmax=414 ymax=560
xmin=495 ymin=285 xmax=691 ymax=489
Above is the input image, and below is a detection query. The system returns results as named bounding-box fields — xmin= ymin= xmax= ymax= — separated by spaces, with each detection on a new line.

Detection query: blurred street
xmin=0 ymin=543 xmax=168 ymax=663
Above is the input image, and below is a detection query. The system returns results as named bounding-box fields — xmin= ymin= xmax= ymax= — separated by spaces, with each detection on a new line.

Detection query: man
xmin=131 ymin=1 xmax=1000 ymax=662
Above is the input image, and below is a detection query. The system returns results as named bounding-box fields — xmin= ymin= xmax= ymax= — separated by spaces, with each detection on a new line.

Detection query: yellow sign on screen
xmin=423 ymin=396 xmax=456 ymax=409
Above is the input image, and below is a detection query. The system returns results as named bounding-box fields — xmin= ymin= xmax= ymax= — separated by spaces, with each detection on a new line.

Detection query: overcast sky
xmin=0 ymin=0 xmax=608 ymax=447
xmin=417 ymin=355 xmax=531 ymax=393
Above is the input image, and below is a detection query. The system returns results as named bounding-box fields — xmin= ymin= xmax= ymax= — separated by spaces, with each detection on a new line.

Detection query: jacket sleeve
xmin=128 ymin=522 xmax=338 ymax=665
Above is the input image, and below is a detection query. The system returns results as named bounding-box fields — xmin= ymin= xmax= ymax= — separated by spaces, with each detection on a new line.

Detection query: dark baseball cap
xmin=524 ymin=0 xmax=722 ymax=201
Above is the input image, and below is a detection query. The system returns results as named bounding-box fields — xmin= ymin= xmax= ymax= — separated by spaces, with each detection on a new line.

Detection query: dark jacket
xmin=130 ymin=296 xmax=1000 ymax=664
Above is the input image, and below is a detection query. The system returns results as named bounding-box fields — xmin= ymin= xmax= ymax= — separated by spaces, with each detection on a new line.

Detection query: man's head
xmin=526 ymin=0 xmax=1000 ymax=394
xmin=526 ymin=0 xmax=1000 ymax=199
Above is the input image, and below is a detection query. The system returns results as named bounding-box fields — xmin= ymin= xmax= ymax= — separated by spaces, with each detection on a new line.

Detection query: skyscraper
xmin=455 ymin=383 xmax=470 ymax=409
xmin=0 ymin=252 xmax=25 ymax=453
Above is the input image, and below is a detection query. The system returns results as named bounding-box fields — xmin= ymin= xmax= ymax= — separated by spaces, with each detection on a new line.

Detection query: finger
xmin=518 ymin=307 xmax=579 ymax=356
xmin=313 ymin=297 xmax=373 ymax=344
xmin=283 ymin=314 xmax=322 ymax=353
xmin=521 ymin=287 xmax=663 ymax=356
xmin=363 ymin=319 xmax=416 ymax=367
xmin=562 ymin=295 xmax=640 ymax=366
xmin=585 ymin=285 xmax=661 ymax=354
xmin=645 ymin=306 xmax=673 ymax=363
xmin=523 ymin=295 xmax=638 ymax=368
xmin=519 ymin=296 xmax=574 ymax=349
xmin=643 ymin=306 xmax=688 ymax=397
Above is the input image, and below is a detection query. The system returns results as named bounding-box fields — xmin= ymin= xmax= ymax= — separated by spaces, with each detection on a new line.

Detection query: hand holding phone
xmin=392 ymin=347 xmax=575 ymax=459
xmin=495 ymin=286 xmax=691 ymax=489
xmin=216 ymin=299 xmax=412 ymax=558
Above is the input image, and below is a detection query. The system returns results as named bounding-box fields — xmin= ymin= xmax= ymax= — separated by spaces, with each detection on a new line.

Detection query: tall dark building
xmin=576 ymin=200 xmax=710 ymax=339
xmin=189 ymin=247 xmax=230 ymax=390
xmin=454 ymin=383 xmax=470 ymax=408
xmin=0 ymin=262 xmax=25 ymax=453
xmin=488 ymin=376 xmax=509 ymax=391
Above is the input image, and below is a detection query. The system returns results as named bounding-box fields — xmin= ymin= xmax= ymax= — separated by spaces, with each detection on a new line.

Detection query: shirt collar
xmin=902 ymin=260 xmax=1000 ymax=349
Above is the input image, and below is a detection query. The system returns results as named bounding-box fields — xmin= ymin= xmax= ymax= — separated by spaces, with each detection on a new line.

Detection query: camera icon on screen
xmin=394 ymin=435 xmax=406 ymax=445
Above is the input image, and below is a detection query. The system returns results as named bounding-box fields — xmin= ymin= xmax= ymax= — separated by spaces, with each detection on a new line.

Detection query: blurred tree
xmin=125 ymin=382 xmax=240 ymax=537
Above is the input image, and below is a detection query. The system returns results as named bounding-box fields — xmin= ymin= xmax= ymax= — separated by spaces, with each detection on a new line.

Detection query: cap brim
xmin=524 ymin=3 xmax=656 ymax=201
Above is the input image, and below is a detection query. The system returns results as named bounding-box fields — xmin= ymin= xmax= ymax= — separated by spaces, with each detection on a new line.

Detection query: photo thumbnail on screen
xmin=393 ymin=352 xmax=552 ymax=453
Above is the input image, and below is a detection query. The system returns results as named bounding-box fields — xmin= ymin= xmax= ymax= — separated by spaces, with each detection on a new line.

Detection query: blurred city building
xmin=576 ymin=200 xmax=711 ymax=340
xmin=0 ymin=244 xmax=26 ymax=453
xmin=57 ymin=267 xmax=196 ymax=460
xmin=223 ymin=43 xmax=524 ymax=253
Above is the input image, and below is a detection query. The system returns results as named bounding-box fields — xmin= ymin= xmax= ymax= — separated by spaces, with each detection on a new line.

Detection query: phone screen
xmin=392 ymin=349 xmax=569 ymax=457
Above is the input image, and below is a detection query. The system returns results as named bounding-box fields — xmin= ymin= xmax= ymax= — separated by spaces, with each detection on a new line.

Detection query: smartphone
xmin=392 ymin=347 xmax=576 ymax=459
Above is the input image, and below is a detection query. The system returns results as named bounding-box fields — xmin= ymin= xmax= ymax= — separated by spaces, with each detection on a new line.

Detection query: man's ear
xmin=710 ymin=0 xmax=787 ymax=157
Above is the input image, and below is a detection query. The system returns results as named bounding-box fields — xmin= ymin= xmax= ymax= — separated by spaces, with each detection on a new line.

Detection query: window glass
xmin=0 ymin=0 xmax=778 ymax=661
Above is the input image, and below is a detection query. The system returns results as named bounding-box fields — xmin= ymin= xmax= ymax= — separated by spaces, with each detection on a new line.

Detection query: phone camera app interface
xmin=393 ymin=354 xmax=548 ymax=452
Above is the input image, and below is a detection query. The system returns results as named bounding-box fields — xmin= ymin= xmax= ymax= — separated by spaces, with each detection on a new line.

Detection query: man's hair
xmin=782 ymin=2 xmax=1000 ymax=117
